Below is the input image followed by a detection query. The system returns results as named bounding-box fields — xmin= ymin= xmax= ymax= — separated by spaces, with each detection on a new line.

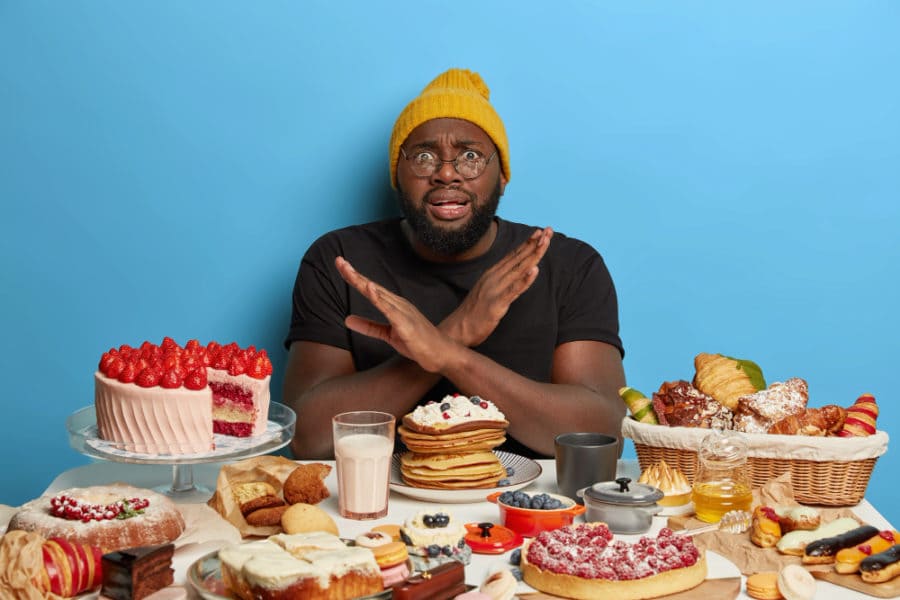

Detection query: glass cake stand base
xmin=155 ymin=464 xmax=216 ymax=502
xmin=67 ymin=403 xmax=296 ymax=501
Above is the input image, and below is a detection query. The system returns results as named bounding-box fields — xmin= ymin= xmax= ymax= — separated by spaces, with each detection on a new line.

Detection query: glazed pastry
xmin=835 ymin=530 xmax=900 ymax=574
xmin=750 ymin=506 xmax=782 ymax=548
xmin=732 ymin=378 xmax=808 ymax=434
xmin=619 ymin=387 xmax=659 ymax=425
xmin=651 ymin=380 xmax=733 ymax=429
xmin=775 ymin=506 xmax=820 ymax=533
xmin=838 ymin=394 xmax=879 ymax=437
xmin=860 ymin=544 xmax=900 ymax=583
xmin=802 ymin=525 xmax=879 ymax=564
xmin=776 ymin=517 xmax=860 ymax=556
xmin=768 ymin=405 xmax=847 ymax=436
xmin=692 ymin=353 xmax=766 ymax=411
xmin=776 ymin=564 xmax=817 ymax=600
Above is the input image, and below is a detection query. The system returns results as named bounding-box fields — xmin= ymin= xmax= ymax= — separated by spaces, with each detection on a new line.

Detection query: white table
xmin=45 ymin=459 xmax=895 ymax=599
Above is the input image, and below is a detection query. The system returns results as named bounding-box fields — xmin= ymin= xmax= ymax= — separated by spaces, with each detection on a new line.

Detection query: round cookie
xmin=480 ymin=569 xmax=517 ymax=600
xmin=245 ymin=504 xmax=290 ymax=527
xmin=746 ymin=571 xmax=783 ymax=600
xmin=280 ymin=503 xmax=338 ymax=536
xmin=283 ymin=463 xmax=331 ymax=505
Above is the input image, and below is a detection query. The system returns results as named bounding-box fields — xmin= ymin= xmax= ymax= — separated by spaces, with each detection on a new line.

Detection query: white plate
xmin=188 ymin=550 xmax=394 ymax=600
xmin=389 ymin=450 xmax=542 ymax=504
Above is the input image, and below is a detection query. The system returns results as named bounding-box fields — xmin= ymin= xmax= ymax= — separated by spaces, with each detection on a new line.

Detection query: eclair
xmin=776 ymin=517 xmax=859 ymax=556
xmin=835 ymin=531 xmax=900 ymax=574
xmin=860 ymin=544 xmax=900 ymax=583
xmin=802 ymin=525 xmax=879 ymax=565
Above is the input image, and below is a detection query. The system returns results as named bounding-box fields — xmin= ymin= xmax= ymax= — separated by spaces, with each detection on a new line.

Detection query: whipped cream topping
xmin=407 ymin=395 xmax=505 ymax=428
xmin=218 ymin=533 xmax=379 ymax=590
xmin=402 ymin=508 xmax=465 ymax=551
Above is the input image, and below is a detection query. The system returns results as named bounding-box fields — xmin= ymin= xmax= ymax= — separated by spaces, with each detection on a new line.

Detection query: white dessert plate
xmin=188 ymin=550 xmax=394 ymax=600
xmin=389 ymin=450 xmax=542 ymax=504
xmin=658 ymin=500 xmax=695 ymax=517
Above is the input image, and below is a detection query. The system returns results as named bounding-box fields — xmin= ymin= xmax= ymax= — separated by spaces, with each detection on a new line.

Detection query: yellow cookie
xmin=371 ymin=541 xmax=408 ymax=568
xmin=280 ymin=502 xmax=339 ymax=536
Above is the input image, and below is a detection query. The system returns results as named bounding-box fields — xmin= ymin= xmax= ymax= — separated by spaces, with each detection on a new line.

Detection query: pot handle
xmin=565 ymin=503 xmax=587 ymax=517
xmin=645 ymin=504 xmax=664 ymax=516
xmin=485 ymin=491 xmax=502 ymax=504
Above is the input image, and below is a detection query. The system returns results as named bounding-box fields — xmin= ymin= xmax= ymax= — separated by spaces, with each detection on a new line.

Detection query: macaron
xmin=479 ymin=569 xmax=517 ymax=600
xmin=379 ymin=560 xmax=411 ymax=587
xmin=746 ymin=571 xmax=783 ymax=600
xmin=371 ymin=541 xmax=409 ymax=569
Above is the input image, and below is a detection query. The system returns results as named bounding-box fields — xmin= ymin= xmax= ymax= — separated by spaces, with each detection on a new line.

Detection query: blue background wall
xmin=2 ymin=2 xmax=898 ymax=523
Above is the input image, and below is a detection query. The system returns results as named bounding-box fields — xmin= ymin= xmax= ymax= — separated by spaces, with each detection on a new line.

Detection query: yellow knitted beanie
xmin=389 ymin=68 xmax=510 ymax=188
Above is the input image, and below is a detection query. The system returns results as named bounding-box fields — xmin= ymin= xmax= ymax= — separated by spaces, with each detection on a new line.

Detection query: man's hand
xmin=335 ymin=256 xmax=461 ymax=373
xmin=442 ymin=227 xmax=553 ymax=346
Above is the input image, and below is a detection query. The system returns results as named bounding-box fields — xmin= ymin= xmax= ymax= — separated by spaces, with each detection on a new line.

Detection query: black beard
xmin=398 ymin=180 xmax=502 ymax=256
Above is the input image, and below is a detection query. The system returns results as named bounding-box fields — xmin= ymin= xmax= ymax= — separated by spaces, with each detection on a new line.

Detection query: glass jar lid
xmin=698 ymin=430 xmax=748 ymax=462
xmin=581 ymin=477 xmax=663 ymax=506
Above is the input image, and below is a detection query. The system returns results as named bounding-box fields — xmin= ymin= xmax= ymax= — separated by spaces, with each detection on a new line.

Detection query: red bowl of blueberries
xmin=487 ymin=490 xmax=585 ymax=537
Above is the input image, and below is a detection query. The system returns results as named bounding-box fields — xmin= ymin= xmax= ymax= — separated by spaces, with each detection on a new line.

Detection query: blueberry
xmin=530 ymin=497 xmax=544 ymax=509
xmin=509 ymin=548 xmax=521 ymax=565
xmin=423 ymin=514 xmax=435 ymax=527
xmin=470 ymin=396 xmax=481 ymax=405
xmin=457 ymin=538 xmax=466 ymax=548
xmin=400 ymin=531 xmax=412 ymax=545
xmin=435 ymin=513 xmax=449 ymax=527
xmin=547 ymin=498 xmax=563 ymax=509
xmin=498 ymin=478 xmax=511 ymax=487
xmin=440 ymin=402 xmax=450 ymax=411
xmin=510 ymin=567 xmax=523 ymax=581
xmin=427 ymin=544 xmax=441 ymax=557
xmin=506 ymin=466 xmax=515 ymax=476
xmin=499 ymin=491 xmax=514 ymax=503
xmin=441 ymin=545 xmax=453 ymax=556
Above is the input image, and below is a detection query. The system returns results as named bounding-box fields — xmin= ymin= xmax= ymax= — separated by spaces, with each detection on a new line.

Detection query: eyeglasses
xmin=400 ymin=147 xmax=497 ymax=180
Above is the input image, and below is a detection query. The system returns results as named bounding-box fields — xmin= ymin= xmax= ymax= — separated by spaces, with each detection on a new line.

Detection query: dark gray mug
xmin=555 ymin=432 xmax=619 ymax=503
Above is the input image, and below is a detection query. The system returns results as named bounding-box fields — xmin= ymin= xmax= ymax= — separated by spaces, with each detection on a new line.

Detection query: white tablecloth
xmin=42 ymin=459 xmax=895 ymax=599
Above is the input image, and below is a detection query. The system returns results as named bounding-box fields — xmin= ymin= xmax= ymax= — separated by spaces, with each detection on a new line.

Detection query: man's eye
xmin=414 ymin=151 xmax=436 ymax=164
xmin=460 ymin=150 xmax=481 ymax=162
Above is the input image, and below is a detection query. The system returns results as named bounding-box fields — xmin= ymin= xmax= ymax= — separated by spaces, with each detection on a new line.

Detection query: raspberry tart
xmin=521 ymin=523 xmax=707 ymax=600
xmin=6 ymin=484 xmax=185 ymax=554
xmin=94 ymin=337 xmax=272 ymax=455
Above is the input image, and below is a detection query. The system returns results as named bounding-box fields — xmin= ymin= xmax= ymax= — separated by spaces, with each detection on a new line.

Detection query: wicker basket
xmin=621 ymin=417 xmax=889 ymax=506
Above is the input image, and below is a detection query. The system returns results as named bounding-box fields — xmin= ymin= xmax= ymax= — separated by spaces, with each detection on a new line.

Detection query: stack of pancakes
xmin=398 ymin=396 xmax=509 ymax=489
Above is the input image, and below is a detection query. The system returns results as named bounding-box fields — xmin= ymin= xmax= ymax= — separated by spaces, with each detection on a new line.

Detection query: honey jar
xmin=692 ymin=430 xmax=753 ymax=523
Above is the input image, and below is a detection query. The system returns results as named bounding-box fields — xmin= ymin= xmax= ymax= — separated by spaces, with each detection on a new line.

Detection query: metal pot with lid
xmin=578 ymin=477 xmax=664 ymax=534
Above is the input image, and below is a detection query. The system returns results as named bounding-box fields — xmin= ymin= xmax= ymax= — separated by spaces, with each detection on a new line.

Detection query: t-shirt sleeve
xmin=283 ymin=234 xmax=352 ymax=351
xmin=556 ymin=242 xmax=624 ymax=357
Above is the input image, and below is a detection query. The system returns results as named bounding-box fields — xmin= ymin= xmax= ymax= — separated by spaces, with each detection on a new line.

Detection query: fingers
xmin=344 ymin=315 xmax=391 ymax=342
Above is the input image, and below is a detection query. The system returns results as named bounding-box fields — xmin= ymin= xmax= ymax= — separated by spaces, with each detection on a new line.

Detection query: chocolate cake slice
xmin=100 ymin=543 xmax=174 ymax=600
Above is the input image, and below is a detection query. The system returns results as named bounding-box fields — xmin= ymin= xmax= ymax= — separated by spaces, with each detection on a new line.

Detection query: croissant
xmin=693 ymin=353 xmax=766 ymax=411
xmin=768 ymin=405 xmax=847 ymax=436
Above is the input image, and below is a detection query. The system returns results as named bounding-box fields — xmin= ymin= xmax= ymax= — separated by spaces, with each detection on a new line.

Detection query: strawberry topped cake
xmin=521 ymin=523 xmax=707 ymax=600
xmin=94 ymin=337 xmax=272 ymax=455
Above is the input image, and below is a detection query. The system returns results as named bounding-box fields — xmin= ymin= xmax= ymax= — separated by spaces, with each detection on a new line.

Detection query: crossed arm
xmin=283 ymin=228 xmax=626 ymax=458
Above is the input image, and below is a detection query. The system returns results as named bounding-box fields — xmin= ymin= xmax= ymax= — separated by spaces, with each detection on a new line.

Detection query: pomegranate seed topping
xmin=859 ymin=544 xmax=873 ymax=555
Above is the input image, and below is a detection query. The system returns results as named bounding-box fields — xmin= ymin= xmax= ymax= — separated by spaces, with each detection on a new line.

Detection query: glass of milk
xmin=332 ymin=411 xmax=396 ymax=519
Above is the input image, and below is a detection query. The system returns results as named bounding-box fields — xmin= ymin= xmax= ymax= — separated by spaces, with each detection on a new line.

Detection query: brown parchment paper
xmin=206 ymin=455 xmax=301 ymax=538
xmin=667 ymin=473 xmax=859 ymax=576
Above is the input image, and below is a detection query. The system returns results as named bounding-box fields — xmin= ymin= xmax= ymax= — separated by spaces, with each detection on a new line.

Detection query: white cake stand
xmin=66 ymin=403 xmax=296 ymax=502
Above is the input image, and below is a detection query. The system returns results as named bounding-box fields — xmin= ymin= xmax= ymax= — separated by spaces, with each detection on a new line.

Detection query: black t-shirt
xmin=284 ymin=217 xmax=623 ymax=457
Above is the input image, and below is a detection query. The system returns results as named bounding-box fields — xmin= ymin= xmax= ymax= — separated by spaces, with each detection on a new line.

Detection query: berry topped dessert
xmin=7 ymin=484 xmax=185 ymax=554
xmin=400 ymin=508 xmax=472 ymax=571
xmin=521 ymin=523 xmax=707 ymax=600
xmin=94 ymin=337 xmax=272 ymax=455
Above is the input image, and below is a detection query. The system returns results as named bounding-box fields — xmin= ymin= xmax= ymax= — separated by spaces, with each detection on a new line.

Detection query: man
xmin=283 ymin=68 xmax=625 ymax=459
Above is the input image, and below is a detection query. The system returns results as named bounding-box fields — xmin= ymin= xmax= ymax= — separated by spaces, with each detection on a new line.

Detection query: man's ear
xmin=499 ymin=173 xmax=508 ymax=196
